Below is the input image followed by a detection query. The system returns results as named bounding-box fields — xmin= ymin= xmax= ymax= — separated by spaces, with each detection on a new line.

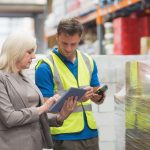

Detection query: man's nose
xmin=66 ymin=45 xmax=72 ymax=51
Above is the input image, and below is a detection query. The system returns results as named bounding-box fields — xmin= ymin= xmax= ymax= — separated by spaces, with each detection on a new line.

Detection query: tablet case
xmin=49 ymin=87 xmax=86 ymax=113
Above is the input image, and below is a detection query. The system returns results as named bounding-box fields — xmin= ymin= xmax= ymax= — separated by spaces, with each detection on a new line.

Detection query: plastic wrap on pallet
xmin=125 ymin=61 xmax=150 ymax=150
xmin=114 ymin=60 xmax=150 ymax=150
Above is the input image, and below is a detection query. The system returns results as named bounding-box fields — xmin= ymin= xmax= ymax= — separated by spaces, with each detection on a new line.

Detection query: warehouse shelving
xmin=78 ymin=0 xmax=142 ymax=24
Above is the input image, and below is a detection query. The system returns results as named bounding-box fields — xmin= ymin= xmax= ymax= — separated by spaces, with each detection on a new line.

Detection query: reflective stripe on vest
xmin=46 ymin=54 xmax=64 ymax=92
xmin=74 ymin=104 xmax=92 ymax=112
xmin=35 ymin=54 xmax=63 ymax=92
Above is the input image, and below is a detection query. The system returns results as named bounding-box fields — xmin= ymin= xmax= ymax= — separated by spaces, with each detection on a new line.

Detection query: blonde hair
xmin=0 ymin=32 xmax=37 ymax=73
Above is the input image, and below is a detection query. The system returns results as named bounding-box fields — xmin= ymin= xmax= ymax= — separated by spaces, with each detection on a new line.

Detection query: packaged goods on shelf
xmin=66 ymin=0 xmax=80 ymax=13
xmin=113 ymin=17 xmax=140 ymax=55
xmin=100 ymin=0 xmax=122 ymax=8
xmin=140 ymin=37 xmax=150 ymax=54
xmin=113 ymin=16 xmax=150 ymax=55
xmin=104 ymin=22 xmax=113 ymax=33
xmin=104 ymin=22 xmax=114 ymax=54
xmin=78 ymin=40 xmax=99 ymax=55
xmin=105 ymin=44 xmax=114 ymax=54
xmin=104 ymin=31 xmax=113 ymax=38
xmin=78 ymin=27 xmax=98 ymax=54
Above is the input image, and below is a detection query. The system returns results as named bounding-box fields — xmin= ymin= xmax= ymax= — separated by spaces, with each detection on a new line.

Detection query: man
xmin=35 ymin=18 xmax=106 ymax=150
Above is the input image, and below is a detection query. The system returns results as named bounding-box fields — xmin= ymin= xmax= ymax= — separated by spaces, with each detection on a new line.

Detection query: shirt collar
xmin=52 ymin=48 xmax=77 ymax=64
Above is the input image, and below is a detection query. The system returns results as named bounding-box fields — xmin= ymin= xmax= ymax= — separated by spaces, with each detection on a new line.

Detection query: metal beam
xmin=0 ymin=3 xmax=46 ymax=14
xmin=0 ymin=12 xmax=36 ymax=18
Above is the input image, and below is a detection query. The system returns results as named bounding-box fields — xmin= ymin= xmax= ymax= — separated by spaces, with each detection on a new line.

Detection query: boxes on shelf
xmin=113 ymin=16 xmax=150 ymax=55
xmin=103 ymin=22 xmax=114 ymax=54
xmin=140 ymin=37 xmax=150 ymax=54
xmin=140 ymin=16 xmax=150 ymax=35
xmin=99 ymin=0 xmax=122 ymax=8
xmin=113 ymin=17 xmax=140 ymax=55
xmin=66 ymin=0 xmax=80 ymax=13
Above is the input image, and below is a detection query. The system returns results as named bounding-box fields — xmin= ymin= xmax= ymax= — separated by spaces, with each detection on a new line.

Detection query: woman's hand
xmin=56 ymin=96 xmax=77 ymax=123
xmin=37 ymin=94 xmax=60 ymax=115
xmin=44 ymin=94 xmax=60 ymax=110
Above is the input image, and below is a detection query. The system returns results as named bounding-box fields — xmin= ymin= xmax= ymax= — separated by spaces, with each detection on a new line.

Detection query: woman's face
xmin=16 ymin=48 xmax=36 ymax=71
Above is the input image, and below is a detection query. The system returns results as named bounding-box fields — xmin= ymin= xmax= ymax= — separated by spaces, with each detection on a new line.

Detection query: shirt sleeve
xmin=90 ymin=60 xmax=101 ymax=87
xmin=35 ymin=63 xmax=54 ymax=97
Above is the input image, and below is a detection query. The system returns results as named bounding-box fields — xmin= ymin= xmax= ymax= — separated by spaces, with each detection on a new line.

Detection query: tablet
xmin=49 ymin=87 xmax=86 ymax=113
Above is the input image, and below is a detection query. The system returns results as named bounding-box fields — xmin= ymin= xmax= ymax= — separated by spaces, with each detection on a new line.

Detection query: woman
xmin=0 ymin=32 xmax=77 ymax=150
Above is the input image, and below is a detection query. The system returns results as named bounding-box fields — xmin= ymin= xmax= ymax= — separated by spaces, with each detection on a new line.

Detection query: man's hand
xmin=80 ymin=86 xmax=93 ymax=102
xmin=91 ymin=92 xmax=106 ymax=105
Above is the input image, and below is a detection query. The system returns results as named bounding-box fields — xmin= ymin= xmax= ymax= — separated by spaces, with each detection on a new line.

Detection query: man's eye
xmin=71 ymin=44 xmax=76 ymax=46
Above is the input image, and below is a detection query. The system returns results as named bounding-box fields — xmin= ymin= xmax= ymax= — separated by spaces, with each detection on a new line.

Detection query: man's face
xmin=56 ymin=33 xmax=81 ymax=58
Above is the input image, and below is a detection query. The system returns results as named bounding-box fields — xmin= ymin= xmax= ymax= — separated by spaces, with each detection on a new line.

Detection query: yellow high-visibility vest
xmin=36 ymin=50 xmax=97 ymax=135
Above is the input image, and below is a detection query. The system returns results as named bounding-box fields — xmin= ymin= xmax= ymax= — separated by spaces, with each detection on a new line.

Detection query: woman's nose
xmin=32 ymin=53 xmax=36 ymax=59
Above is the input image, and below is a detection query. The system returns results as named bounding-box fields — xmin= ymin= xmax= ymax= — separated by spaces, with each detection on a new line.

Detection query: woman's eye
xmin=27 ymin=49 xmax=34 ymax=54
xmin=27 ymin=51 xmax=32 ymax=54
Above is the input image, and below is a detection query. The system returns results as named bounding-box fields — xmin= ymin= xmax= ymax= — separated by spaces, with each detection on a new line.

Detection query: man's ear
xmin=56 ymin=34 xmax=58 ymax=42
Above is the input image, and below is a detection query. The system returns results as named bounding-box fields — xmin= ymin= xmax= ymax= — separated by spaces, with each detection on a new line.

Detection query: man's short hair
xmin=57 ymin=18 xmax=84 ymax=37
